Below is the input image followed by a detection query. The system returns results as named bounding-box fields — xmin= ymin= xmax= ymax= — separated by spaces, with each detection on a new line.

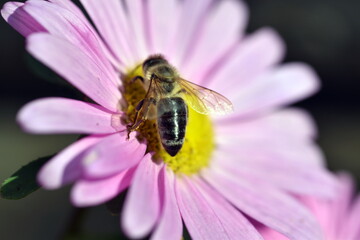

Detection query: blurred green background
xmin=1 ymin=0 xmax=359 ymax=239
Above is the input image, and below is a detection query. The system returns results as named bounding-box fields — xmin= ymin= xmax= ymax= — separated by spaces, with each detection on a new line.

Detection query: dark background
xmin=0 ymin=0 xmax=359 ymax=239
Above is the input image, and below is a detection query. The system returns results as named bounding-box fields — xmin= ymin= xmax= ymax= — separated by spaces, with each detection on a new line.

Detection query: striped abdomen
xmin=157 ymin=97 xmax=188 ymax=156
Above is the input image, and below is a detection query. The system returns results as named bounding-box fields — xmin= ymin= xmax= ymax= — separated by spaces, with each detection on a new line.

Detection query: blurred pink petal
xmin=211 ymin=149 xmax=336 ymax=197
xmin=195 ymin=177 xmax=264 ymax=239
xmin=124 ymin=0 xmax=150 ymax=61
xmin=203 ymin=167 xmax=322 ymax=240
xmin=176 ymin=176 xmax=232 ymax=240
xmin=71 ymin=168 xmax=134 ymax=207
xmin=17 ymin=97 xmax=120 ymax=134
xmin=38 ymin=135 xmax=104 ymax=189
xmin=206 ymin=27 xmax=285 ymax=88
xmin=229 ymin=63 xmax=320 ymax=117
xmin=27 ymin=33 xmax=120 ymax=111
xmin=122 ymin=154 xmax=162 ymax=239
xmin=147 ymin=0 xmax=180 ymax=56
xmin=216 ymin=108 xmax=317 ymax=142
xmin=181 ymin=0 xmax=248 ymax=81
xmin=170 ymin=0 xmax=213 ymax=66
xmin=150 ymin=169 xmax=182 ymax=240
xmin=23 ymin=0 xmax=118 ymax=81
xmin=1 ymin=1 xmax=45 ymax=36
xmin=260 ymin=172 xmax=360 ymax=240
xmin=80 ymin=0 xmax=134 ymax=66
xmin=82 ymin=133 xmax=146 ymax=178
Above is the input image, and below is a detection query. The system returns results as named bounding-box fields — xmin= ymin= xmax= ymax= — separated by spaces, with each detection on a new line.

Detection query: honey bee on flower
xmin=127 ymin=54 xmax=233 ymax=156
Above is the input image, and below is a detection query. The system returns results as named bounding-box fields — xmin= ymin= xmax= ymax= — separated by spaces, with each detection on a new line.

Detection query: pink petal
xmin=170 ymin=0 xmax=213 ymax=67
xmin=151 ymin=169 xmax=182 ymax=240
xmin=147 ymin=0 xmax=180 ymax=56
xmin=80 ymin=0 xmax=135 ymax=66
xmin=50 ymin=0 xmax=121 ymax=69
xmin=12 ymin=0 xmax=120 ymax=85
xmin=17 ymin=97 xmax=121 ymax=134
xmin=1 ymin=1 xmax=46 ymax=36
xmin=27 ymin=33 xmax=121 ymax=111
xmin=175 ymin=176 xmax=232 ymax=240
xmin=203 ymin=168 xmax=322 ymax=240
xmin=216 ymin=108 xmax=317 ymax=142
xmin=38 ymin=135 xmax=104 ymax=189
xmin=2 ymin=1 xmax=117 ymax=71
xmin=181 ymin=0 xmax=248 ymax=82
xmin=49 ymin=0 xmax=121 ymax=67
xmin=123 ymin=0 xmax=151 ymax=62
xmin=259 ymin=227 xmax=289 ymax=240
xmin=215 ymin=112 xmax=325 ymax=168
xmin=229 ymin=63 xmax=320 ymax=118
xmin=71 ymin=168 xmax=135 ymax=207
xmin=211 ymin=149 xmax=336 ymax=198
xmin=122 ymin=155 xmax=162 ymax=239
xmin=82 ymin=133 xmax=146 ymax=178
xmin=22 ymin=0 xmax=119 ymax=85
xmin=195 ymin=177 xmax=264 ymax=240
xmin=344 ymin=195 xmax=360 ymax=240
xmin=206 ymin=27 xmax=285 ymax=88
xmin=330 ymin=172 xmax=356 ymax=238
xmin=334 ymin=173 xmax=355 ymax=225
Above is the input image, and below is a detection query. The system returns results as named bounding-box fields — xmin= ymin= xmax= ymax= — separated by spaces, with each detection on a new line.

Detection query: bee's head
xmin=143 ymin=54 xmax=168 ymax=74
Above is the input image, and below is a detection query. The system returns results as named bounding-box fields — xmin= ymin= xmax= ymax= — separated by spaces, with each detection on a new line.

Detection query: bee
xmin=127 ymin=55 xmax=233 ymax=156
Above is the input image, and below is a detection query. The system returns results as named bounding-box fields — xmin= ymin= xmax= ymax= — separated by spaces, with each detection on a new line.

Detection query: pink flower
xmin=259 ymin=172 xmax=360 ymax=240
xmin=2 ymin=0 xmax=337 ymax=239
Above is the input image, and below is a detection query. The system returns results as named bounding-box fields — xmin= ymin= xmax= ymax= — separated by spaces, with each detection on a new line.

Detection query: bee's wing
xmin=135 ymin=81 xmax=160 ymax=121
xmin=178 ymin=78 xmax=234 ymax=115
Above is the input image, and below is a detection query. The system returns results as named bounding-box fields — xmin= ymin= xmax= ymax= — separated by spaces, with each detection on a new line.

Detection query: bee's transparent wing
xmin=178 ymin=78 xmax=234 ymax=115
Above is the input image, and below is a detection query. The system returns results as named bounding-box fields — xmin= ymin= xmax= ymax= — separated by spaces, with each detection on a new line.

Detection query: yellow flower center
xmin=121 ymin=64 xmax=214 ymax=175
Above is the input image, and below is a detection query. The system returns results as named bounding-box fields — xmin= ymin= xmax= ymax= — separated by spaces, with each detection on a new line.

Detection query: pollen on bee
xmin=121 ymin=63 xmax=215 ymax=175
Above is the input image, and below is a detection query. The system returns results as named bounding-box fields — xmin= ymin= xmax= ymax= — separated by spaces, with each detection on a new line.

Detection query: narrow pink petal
xmin=344 ymin=195 xmax=360 ymax=240
xmin=182 ymin=0 xmax=248 ymax=82
xmin=27 ymin=33 xmax=121 ymax=111
xmin=49 ymin=0 xmax=121 ymax=69
xmin=71 ymin=168 xmax=135 ymax=207
xmin=38 ymin=135 xmax=104 ymax=189
xmin=195 ymin=177 xmax=264 ymax=240
xmin=1 ymin=1 xmax=46 ymax=36
xmin=259 ymin=227 xmax=289 ymax=240
xmin=203 ymin=168 xmax=322 ymax=240
xmin=122 ymin=155 xmax=162 ymax=239
xmin=175 ymin=176 xmax=231 ymax=240
xmin=82 ymin=133 xmax=146 ymax=178
xmin=147 ymin=0 xmax=181 ymax=56
xmin=151 ymin=169 xmax=182 ymax=240
xmin=80 ymin=0 xmax=136 ymax=66
xmin=229 ymin=63 xmax=320 ymax=117
xmin=206 ymin=28 xmax=285 ymax=89
xmin=23 ymin=0 xmax=119 ymax=85
xmin=17 ymin=97 xmax=121 ymax=134
xmin=333 ymin=173 xmax=355 ymax=225
xmin=170 ymin=0 xmax=213 ymax=66
xmin=124 ymin=0 xmax=151 ymax=61
xmin=216 ymin=108 xmax=317 ymax=142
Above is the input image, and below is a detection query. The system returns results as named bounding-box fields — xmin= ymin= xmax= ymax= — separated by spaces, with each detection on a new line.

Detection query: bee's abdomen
xmin=157 ymin=97 xmax=188 ymax=156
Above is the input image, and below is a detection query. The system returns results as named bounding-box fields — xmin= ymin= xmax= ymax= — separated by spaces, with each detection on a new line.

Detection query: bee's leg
xmin=126 ymin=98 xmax=155 ymax=139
